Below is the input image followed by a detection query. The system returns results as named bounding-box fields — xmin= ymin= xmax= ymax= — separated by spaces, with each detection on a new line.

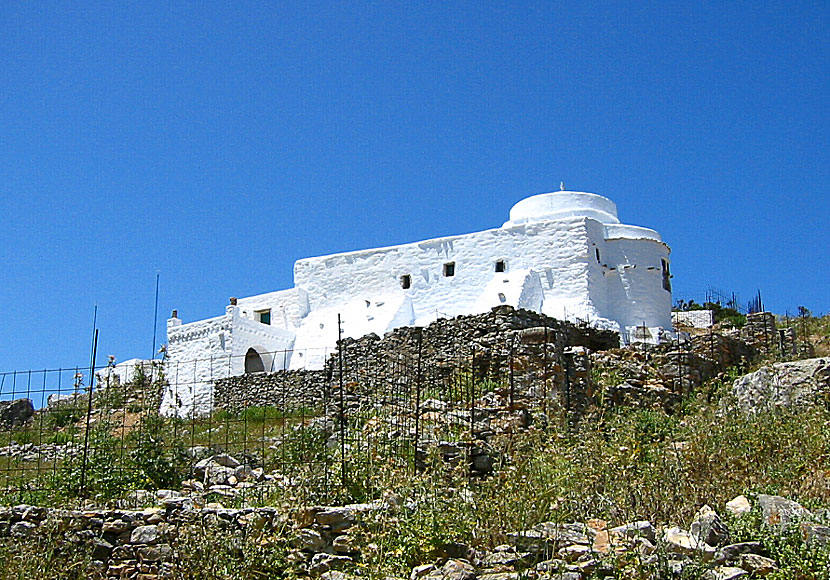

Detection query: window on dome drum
xmin=256 ymin=309 xmax=271 ymax=325
xmin=495 ymin=260 xmax=506 ymax=273
xmin=661 ymin=259 xmax=672 ymax=292
xmin=400 ymin=274 xmax=412 ymax=289
xmin=443 ymin=262 xmax=455 ymax=277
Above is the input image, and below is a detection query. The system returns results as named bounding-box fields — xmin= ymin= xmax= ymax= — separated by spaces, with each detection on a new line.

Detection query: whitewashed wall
xmin=672 ymin=310 xmax=714 ymax=329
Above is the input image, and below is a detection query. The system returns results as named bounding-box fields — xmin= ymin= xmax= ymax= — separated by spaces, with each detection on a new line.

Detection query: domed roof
xmin=503 ymin=190 xmax=620 ymax=227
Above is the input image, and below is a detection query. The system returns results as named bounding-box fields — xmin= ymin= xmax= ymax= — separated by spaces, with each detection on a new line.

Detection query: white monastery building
xmin=161 ymin=188 xmax=672 ymax=415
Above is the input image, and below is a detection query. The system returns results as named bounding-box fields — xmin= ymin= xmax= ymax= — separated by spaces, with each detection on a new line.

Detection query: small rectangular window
xmin=595 ymin=248 xmax=601 ymax=263
xmin=443 ymin=262 xmax=455 ymax=277
xmin=495 ymin=260 xmax=506 ymax=273
xmin=400 ymin=274 xmax=411 ymax=289
xmin=256 ymin=309 xmax=271 ymax=325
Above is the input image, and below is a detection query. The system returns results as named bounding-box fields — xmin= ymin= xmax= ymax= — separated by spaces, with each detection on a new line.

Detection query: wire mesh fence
xmin=0 ymin=309 xmax=820 ymax=509
xmin=0 ymin=328 xmax=576 ymax=510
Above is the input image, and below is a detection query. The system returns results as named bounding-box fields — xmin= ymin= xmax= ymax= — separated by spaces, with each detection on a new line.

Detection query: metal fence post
xmin=79 ymin=329 xmax=99 ymax=499
xmin=414 ymin=328 xmax=423 ymax=473
xmin=542 ymin=326 xmax=549 ymax=416
xmin=509 ymin=335 xmax=515 ymax=409
xmin=337 ymin=314 xmax=346 ymax=487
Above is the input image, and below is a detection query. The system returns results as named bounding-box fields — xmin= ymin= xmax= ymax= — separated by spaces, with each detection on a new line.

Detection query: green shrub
xmin=128 ymin=413 xmax=191 ymax=490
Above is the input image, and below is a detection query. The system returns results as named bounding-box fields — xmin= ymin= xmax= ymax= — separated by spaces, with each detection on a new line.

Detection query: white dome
xmin=504 ymin=190 xmax=620 ymax=227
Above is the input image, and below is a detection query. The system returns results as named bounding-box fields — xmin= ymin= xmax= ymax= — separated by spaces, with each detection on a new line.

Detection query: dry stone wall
xmin=0 ymin=492 xmax=817 ymax=579
xmin=213 ymin=306 xmax=618 ymax=418
xmin=213 ymin=369 xmax=329 ymax=413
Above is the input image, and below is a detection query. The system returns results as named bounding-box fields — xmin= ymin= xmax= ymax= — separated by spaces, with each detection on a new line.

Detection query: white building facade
xmin=161 ymin=189 xmax=672 ymax=416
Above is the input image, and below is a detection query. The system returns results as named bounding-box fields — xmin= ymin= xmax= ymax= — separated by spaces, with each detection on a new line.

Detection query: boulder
xmin=757 ymin=494 xmax=811 ymax=528
xmin=662 ymin=526 xmax=715 ymax=559
xmin=713 ymin=542 xmax=764 ymax=565
xmin=426 ymin=559 xmax=475 ymax=580
xmin=739 ymin=553 xmax=778 ymax=575
xmin=799 ymin=522 xmax=830 ymax=546
xmin=690 ymin=505 xmax=729 ymax=546
xmin=727 ymin=358 xmax=830 ymax=413
xmin=725 ymin=495 xmax=752 ymax=516
xmin=0 ymin=399 xmax=34 ymax=427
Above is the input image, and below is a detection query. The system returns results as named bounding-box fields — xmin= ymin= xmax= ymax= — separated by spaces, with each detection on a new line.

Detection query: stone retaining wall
xmin=213 ymin=369 xmax=329 ymax=413
xmin=212 ymin=306 xmax=618 ymax=418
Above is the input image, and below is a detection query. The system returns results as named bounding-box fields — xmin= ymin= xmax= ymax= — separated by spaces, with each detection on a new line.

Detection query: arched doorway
xmin=244 ymin=347 xmax=265 ymax=374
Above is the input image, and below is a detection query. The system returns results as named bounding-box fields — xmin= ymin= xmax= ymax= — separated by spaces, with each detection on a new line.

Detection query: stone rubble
xmin=1 ymin=493 xmax=823 ymax=579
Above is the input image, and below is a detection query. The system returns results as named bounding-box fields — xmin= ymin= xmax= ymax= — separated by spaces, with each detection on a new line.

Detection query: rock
xmin=332 ymin=534 xmax=357 ymax=554
xmin=510 ymin=521 xmax=592 ymax=553
xmin=411 ymin=564 xmax=436 ymax=580
xmin=713 ymin=542 xmax=764 ymax=565
xmin=111 ymin=545 xmax=136 ymax=560
xmin=506 ymin=529 xmax=550 ymax=554
xmin=137 ymin=543 xmax=173 ymax=562
xmin=308 ymin=553 xmax=351 ymax=576
xmin=202 ymin=464 xmax=236 ymax=487
xmin=162 ymin=496 xmax=194 ymax=511
xmin=739 ymin=553 xmax=778 ymax=575
xmin=665 ymin=559 xmax=692 ymax=575
xmin=108 ymin=563 xmax=138 ymax=577
xmin=799 ymin=522 xmax=830 ymax=546
xmin=540 ymin=573 xmax=581 ymax=580
xmin=421 ymin=398 xmax=448 ymax=412
xmin=427 ymin=559 xmax=475 ymax=580
xmin=662 ymin=526 xmax=714 ymax=559
xmin=211 ymin=453 xmax=241 ymax=468
xmin=727 ymin=357 xmax=830 ymax=413
xmin=91 ymin=539 xmax=114 ymax=561
xmin=609 ymin=520 xmax=656 ymax=543
xmin=296 ymin=528 xmax=326 ymax=552
xmin=320 ymin=572 xmax=353 ymax=580
xmin=314 ymin=507 xmax=355 ymax=530
xmin=102 ymin=519 xmax=129 ymax=534
xmin=124 ymin=489 xmax=155 ymax=507
xmin=0 ymin=398 xmax=34 ymax=427
xmin=130 ymin=525 xmax=160 ymax=545
xmin=690 ymin=505 xmax=729 ymax=546
xmin=478 ymin=574 xmax=519 ymax=580
xmin=557 ymin=544 xmax=590 ymax=562
xmin=725 ymin=495 xmax=752 ymax=516
xmin=703 ymin=566 xmax=748 ymax=580
xmin=480 ymin=550 xmax=532 ymax=568
xmin=757 ymin=494 xmax=811 ymax=528
xmin=156 ymin=489 xmax=181 ymax=500
xmin=10 ymin=521 xmax=36 ymax=538
xmin=87 ymin=560 xmax=106 ymax=576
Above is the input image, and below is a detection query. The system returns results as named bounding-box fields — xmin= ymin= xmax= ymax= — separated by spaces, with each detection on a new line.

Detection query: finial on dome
xmin=560 ymin=181 xmax=565 ymax=191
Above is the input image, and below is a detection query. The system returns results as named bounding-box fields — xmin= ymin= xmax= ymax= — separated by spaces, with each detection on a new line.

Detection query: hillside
xmin=0 ymin=309 xmax=828 ymax=579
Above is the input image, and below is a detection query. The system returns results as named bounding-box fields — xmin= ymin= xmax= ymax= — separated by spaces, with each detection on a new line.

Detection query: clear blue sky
xmin=1 ymin=1 xmax=827 ymax=373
